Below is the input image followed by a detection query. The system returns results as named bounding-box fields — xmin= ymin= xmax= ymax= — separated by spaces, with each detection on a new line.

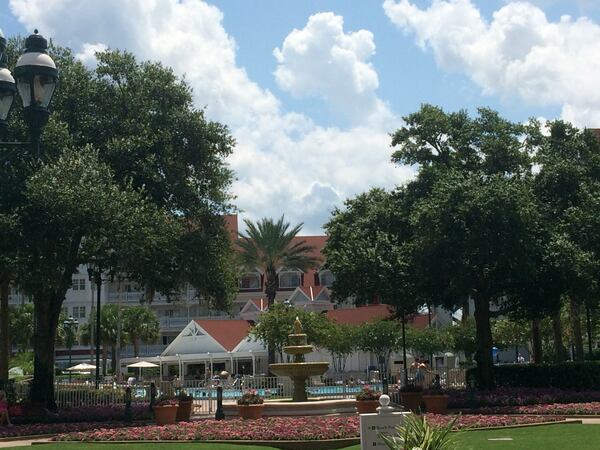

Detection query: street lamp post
xmin=0 ymin=30 xmax=58 ymax=149
xmin=87 ymin=262 xmax=106 ymax=389
xmin=63 ymin=316 xmax=79 ymax=383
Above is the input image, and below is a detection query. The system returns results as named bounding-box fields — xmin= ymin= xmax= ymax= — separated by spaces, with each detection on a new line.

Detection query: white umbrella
xmin=8 ymin=367 xmax=24 ymax=379
xmin=127 ymin=361 xmax=159 ymax=381
xmin=67 ymin=363 xmax=97 ymax=371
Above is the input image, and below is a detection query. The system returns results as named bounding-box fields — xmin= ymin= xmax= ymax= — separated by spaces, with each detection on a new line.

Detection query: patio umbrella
xmin=66 ymin=363 xmax=97 ymax=372
xmin=127 ymin=361 xmax=159 ymax=381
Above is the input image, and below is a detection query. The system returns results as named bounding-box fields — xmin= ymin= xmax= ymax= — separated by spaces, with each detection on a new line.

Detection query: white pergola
xmin=121 ymin=320 xmax=267 ymax=380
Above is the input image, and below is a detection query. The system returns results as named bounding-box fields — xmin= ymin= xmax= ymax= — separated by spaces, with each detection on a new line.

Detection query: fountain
xmin=269 ymin=317 xmax=329 ymax=402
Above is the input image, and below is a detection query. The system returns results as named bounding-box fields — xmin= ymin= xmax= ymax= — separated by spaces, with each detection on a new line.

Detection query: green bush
xmin=467 ymin=362 xmax=600 ymax=390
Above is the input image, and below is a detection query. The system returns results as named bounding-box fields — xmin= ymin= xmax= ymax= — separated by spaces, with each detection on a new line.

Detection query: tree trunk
xmin=473 ymin=295 xmax=494 ymax=390
xmin=30 ymin=294 xmax=62 ymax=410
xmin=552 ymin=310 xmax=566 ymax=362
xmin=401 ymin=313 xmax=409 ymax=386
xmin=531 ymin=318 xmax=543 ymax=363
xmin=0 ymin=281 xmax=9 ymax=388
xmin=462 ymin=299 xmax=470 ymax=323
xmin=133 ymin=338 xmax=140 ymax=358
xmin=102 ymin=346 xmax=108 ymax=375
xmin=570 ymin=298 xmax=584 ymax=361
xmin=111 ymin=345 xmax=117 ymax=375
xmin=265 ymin=267 xmax=277 ymax=370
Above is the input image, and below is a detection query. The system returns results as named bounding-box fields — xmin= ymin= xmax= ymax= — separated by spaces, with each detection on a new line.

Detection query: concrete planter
xmin=355 ymin=400 xmax=379 ymax=414
xmin=153 ymin=404 xmax=178 ymax=425
xmin=176 ymin=400 xmax=194 ymax=422
xmin=422 ymin=394 xmax=449 ymax=414
xmin=400 ymin=391 xmax=423 ymax=413
xmin=238 ymin=404 xmax=264 ymax=419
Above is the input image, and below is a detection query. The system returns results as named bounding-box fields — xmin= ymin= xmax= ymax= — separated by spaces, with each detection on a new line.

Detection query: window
xmin=319 ymin=270 xmax=335 ymax=287
xmin=72 ymin=306 xmax=86 ymax=319
xmin=279 ymin=270 xmax=301 ymax=289
xmin=61 ymin=307 xmax=68 ymax=316
xmin=239 ymin=272 xmax=261 ymax=290
xmin=71 ymin=278 xmax=86 ymax=291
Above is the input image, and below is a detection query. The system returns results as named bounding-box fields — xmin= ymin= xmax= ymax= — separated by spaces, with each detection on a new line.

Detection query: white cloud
xmin=383 ymin=0 xmax=600 ymax=126
xmin=274 ymin=12 xmax=394 ymax=126
xmin=10 ymin=0 xmax=408 ymax=234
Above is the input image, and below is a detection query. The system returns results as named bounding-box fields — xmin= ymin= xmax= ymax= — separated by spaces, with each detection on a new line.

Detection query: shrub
xmin=380 ymin=415 xmax=459 ymax=450
xmin=467 ymin=362 xmax=600 ymax=390
xmin=356 ymin=386 xmax=381 ymax=401
xmin=237 ymin=390 xmax=263 ymax=405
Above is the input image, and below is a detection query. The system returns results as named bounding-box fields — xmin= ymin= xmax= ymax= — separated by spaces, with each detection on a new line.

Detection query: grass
xmin=5 ymin=424 xmax=600 ymax=450
xmin=343 ymin=423 xmax=600 ymax=450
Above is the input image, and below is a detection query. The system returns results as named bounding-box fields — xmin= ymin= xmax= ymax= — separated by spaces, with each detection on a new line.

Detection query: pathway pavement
xmin=0 ymin=438 xmax=52 ymax=448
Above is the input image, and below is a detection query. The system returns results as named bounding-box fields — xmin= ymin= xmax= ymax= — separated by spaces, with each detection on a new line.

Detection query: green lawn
xmin=5 ymin=424 xmax=600 ymax=450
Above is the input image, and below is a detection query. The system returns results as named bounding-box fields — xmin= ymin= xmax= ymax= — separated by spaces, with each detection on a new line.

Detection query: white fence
xmin=12 ymin=368 xmax=465 ymax=415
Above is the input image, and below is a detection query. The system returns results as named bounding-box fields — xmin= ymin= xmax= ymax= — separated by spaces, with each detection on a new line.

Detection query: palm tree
xmin=237 ymin=216 xmax=321 ymax=366
xmin=80 ymin=304 xmax=129 ymax=375
xmin=123 ymin=306 xmax=160 ymax=357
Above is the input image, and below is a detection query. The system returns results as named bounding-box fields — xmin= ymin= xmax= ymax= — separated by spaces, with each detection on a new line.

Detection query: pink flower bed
xmin=0 ymin=422 xmax=128 ymax=439
xmin=449 ymin=387 xmax=600 ymax=408
xmin=52 ymin=415 xmax=565 ymax=442
xmin=478 ymin=402 xmax=600 ymax=416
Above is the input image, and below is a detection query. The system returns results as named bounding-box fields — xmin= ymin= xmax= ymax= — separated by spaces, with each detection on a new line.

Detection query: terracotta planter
xmin=176 ymin=400 xmax=194 ymax=422
xmin=400 ymin=391 xmax=423 ymax=413
xmin=355 ymin=400 xmax=379 ymax=414
xmin=238 ymin=404 xmax=264 ymax=419
xmin=423 ymin=394 xmax=449 ymax=414
xmin=153 ymin=404 xmax=178 ymax=425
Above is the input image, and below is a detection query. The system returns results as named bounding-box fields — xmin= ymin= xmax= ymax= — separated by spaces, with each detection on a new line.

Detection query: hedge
xmin=467 ymin=362 xmax=600 ymax=390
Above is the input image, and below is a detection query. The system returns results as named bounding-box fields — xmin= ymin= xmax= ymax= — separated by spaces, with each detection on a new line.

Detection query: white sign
xmin=360 ymin=411 xmax=411 ymax=449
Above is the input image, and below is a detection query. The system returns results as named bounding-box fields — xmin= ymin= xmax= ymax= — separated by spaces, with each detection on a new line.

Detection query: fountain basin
xmin=269 ymin=362 xmax=330 ymax=378
xmin=282 ymin=345 xmax=314 ymax=356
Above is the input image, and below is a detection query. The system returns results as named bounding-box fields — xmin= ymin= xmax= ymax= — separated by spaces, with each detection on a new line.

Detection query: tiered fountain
xmin=269 ymin=317 xmax=329 ymax=402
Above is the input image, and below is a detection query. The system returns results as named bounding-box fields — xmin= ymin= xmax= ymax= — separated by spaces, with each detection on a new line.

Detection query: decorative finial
xmin=294 ymin=317 xmax=303 ymax=334
xmin=34 ymin=29 xmax=38 ymax=34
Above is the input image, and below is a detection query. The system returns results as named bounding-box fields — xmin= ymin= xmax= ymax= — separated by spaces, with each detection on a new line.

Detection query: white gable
xmin=161 ymin=321 xmax=227 ymax=356
xmin=233 ymin=336 xmax=267 ymax=353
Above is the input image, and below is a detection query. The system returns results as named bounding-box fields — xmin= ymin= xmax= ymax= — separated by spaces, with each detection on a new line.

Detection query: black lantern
xmin=13 ymin=30 xmax=58 ymax=144
xmin=0 ymin=36 xmax=16 ymax=136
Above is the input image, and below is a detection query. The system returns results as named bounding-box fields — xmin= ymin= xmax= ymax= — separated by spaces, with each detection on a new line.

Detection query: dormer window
xmin=318 ymin=270 xmax=335 ymax=287
xmin=279 ymin=269 xmax=301 ymax=289
xmin=239 ymin=271 xmax=261 ymax=290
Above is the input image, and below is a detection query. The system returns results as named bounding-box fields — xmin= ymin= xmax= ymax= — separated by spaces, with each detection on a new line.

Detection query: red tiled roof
xmin=326 ymin=305 xmax=430 ymax=329
xmin=591 ymin=129 xmax=600 ymax=141
xmin=291 ymin=235 xmax=327 ymax=260
xmin=326 ymin=305 xmax=393 ymax=325
xmin=194 ymin=319 xmax=251 ymax=351
xmin=224 ymin=214 xmax=239 ymax=242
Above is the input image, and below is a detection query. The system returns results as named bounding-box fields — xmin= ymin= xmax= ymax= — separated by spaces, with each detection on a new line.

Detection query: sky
xmin=2 ymin=0 xmax=600 ymax=234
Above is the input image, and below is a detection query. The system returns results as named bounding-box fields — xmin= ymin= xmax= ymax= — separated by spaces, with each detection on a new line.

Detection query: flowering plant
xmin=237 ymin=389 xmax=264 ymax=405
xmin=154 ymin=396 xmax=178 ymax=407
xmin=356 ymin=385 xmax=381 ymax=401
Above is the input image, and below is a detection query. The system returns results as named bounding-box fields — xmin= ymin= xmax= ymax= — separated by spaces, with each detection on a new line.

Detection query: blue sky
xmin=2 ymin=1 xmax=600 ymax=233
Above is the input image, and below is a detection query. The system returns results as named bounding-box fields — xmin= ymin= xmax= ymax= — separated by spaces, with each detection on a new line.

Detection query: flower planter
xmin=176 ymin=400 xmax=194 ymax=422
xmin=423 ymin=394 xmax=449 ymax=414
xmin=238 ymin=404 xmax=264 ymax=419
xmin=153 ymin=404 xmax=178 ymax=425
xmin=400 ymin=391 xmax=423 ymax=413
xmin=355 ymin=400 xmax=379 ymax=414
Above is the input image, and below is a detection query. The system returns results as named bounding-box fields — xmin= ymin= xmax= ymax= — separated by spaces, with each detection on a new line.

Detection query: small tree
xmin=356 ymin=320 xmax=401 ymax=379
xmin=493 ymin=318 xmax=531 ymax=362
xmin=447 ymin=318 xmax=477 ymax=363
xmin=406 ymin=326 xmax=447 ymax=362
xmin=323 ymin=322 xmax=357 ymax=373
xmin=250 ymin=303 xmax=330 ymax=362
